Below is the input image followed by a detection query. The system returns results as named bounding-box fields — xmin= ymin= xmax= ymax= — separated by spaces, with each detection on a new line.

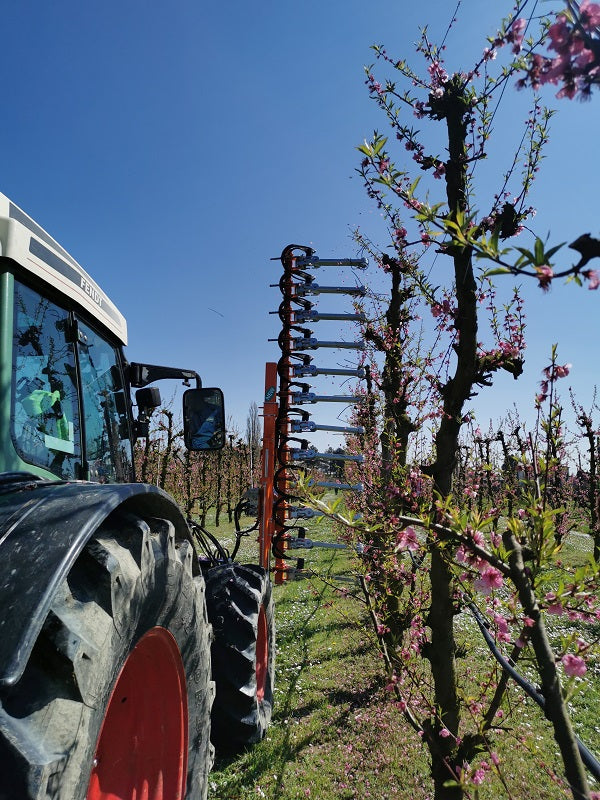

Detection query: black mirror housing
xmin=183 ymin=388 xmax=225 ymax=451
xmin=136 ymin=386 xmax=162 ymax=413
xmin=133 ymin=386 xmax=163 ymax=439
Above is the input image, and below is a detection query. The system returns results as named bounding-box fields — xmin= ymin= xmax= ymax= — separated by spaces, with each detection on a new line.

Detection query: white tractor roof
xmin=0 ymin=192 xmax=127 ymax=345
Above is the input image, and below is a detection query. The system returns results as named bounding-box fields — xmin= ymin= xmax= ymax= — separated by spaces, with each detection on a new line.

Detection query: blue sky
xmin=1 ymin=1 xmax=599 ymax=450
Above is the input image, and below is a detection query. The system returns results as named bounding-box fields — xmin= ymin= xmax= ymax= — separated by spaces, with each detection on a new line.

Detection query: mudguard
xmin=0 ymin=479 xmax=194 ymax=687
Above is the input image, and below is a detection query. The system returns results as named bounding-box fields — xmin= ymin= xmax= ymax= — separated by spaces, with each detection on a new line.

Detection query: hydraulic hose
xmin=466 ymin=598 xmax=600 ymax=782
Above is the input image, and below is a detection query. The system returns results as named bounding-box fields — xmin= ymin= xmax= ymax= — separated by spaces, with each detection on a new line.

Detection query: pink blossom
xmin=493 ymin=613 xmax=511 ymax=642
xmin=557 ymin=80 xmax=578 ymax=100
xmin=581 ymin=1 xmax=600 ymax=28
xmin=576 ymin=48 xmax=596 ymax=71
xmin=535 ymin=264 xmax=553 ymax=291
xmin=396 ymin=526 xmax=420 ymax=552
xmin=474 ymin=567 xmax=504 ymax=595
xmin=510 ymin=17 xmax=527 ymax=53
xmin=427 ymin=60 xmax=448 ymax=87
xmin=584 ymin=269 xmax=600 ymax=290
xmin=547 ymin=602 xmax=564 ymax=616
xmin=470 ymin=528 xmax=485 ymax=547
xmin=523 ymin=4 xmax=600 ymax=99
xmin=554 ymin=363 xmax=571 ymax=378
xmin=439 ymin=728 xmax=451 ymax=738
xmin=562 ymin=653 xmax=587 ymax=677
xmin=548 ymin=18 xmax=571 ymax=52
xmin=494 ymin=614 xmax=508 ymax=633
xmin=456 ymin=544 xmax=483 ymax=570
xmin=472 ymin=768 xmax=486 ymax=786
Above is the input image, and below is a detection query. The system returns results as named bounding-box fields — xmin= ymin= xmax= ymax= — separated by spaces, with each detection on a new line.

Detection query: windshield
xmin=77 ymin=320 xmax=133 ymax=482
xmin=11 ymin=281 xmax=81 ymax=478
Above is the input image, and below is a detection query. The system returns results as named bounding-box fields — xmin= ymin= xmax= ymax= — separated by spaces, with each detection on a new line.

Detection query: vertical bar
xmin=259 ymin=362 xmax=278 ymax=571
xmin=272 ymin=248 xmax=297 ymax=584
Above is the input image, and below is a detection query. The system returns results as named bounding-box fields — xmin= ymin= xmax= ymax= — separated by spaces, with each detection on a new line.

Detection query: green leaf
xmin=407 ymin=176 xmax=422 ymax=197
xmin=373 ymin=136 xmax=388 ymax=155
xmin=515 ymin=247 xmax=535 ymax=261
xmin=534 ymin=237 xmax=545 ymax=264
xmin=545 ymin=242 xmax=566 ymax=260
xmin=489 ymin=227 xmax=500 ymax=254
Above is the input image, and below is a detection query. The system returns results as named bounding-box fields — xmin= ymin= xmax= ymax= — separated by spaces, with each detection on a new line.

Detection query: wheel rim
xmin=255 ymin=604 xmax=269 ymax=703
xmin=86 ymin=627 xmax=188 ymax=800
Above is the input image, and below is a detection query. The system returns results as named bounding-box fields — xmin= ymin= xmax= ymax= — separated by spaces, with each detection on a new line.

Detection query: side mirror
xmin=183 ymin=388 xmax=225 ymax=451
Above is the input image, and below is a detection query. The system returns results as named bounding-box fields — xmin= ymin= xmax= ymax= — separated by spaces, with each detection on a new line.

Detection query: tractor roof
xmin=0 ymin=192 xmax=127 ymax=345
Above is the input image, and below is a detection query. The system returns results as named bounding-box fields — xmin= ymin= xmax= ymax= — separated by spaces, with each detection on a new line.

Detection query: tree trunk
xmin=426 ymin=77 xmax=479 ymax=800
xmin=504 ymin=531 xmax=590 ymax=800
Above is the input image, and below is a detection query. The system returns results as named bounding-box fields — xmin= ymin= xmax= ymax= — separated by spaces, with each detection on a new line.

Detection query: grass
xmin=202 ymin=513 xmax=600 ymax=799
xmin=208 ymin=554 xmax=430 ymax=799
xmin=543 ymin=532 xmax=600 ymax=758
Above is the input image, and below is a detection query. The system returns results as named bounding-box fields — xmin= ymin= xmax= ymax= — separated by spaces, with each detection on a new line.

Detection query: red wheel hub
xmin=86 ymin=627 xmax=188 ymax=800
xmin=255 ymin=604 xmax=269 ymax=703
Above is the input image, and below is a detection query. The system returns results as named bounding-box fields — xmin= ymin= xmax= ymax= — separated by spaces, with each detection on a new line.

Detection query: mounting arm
xmin=129 ymin=362 xmax=201 ymax=389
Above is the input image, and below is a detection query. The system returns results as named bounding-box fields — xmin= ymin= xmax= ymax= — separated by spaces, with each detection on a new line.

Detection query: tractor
xmin=0 ymin=193 xmax=274 ymax=799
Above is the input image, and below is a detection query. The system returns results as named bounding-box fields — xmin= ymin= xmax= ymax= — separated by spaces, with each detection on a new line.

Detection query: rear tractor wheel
xmin=205 ymin=563 xmax=275 ymax=751
xmin=0 ymin=513 xmax=214 ymax=800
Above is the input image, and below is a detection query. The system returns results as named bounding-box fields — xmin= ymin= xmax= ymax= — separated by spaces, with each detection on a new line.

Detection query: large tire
xmin=0 ymin=512 xmax=214 ymax=800
xmin=205 ymin=563 xmax=275 ymax=751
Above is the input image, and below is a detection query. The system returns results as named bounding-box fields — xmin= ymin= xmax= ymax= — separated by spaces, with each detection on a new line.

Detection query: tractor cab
xmin=0 ymin=193 xmax=224 ymax=484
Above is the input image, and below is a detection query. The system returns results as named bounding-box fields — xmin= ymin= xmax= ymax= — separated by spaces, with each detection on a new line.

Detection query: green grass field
xmin=203 ymin=516 xmax=600 ymax=799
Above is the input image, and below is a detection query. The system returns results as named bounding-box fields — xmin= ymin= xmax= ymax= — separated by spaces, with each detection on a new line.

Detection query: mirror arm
xmin=129 ymin=362 xmax=201 ymax=389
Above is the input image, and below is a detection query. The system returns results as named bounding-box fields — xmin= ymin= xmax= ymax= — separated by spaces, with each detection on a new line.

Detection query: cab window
xmin=77 ymin=320 xmax=133 ymax=483
xmin=11 ymin=281 xmax=81 ymax=479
